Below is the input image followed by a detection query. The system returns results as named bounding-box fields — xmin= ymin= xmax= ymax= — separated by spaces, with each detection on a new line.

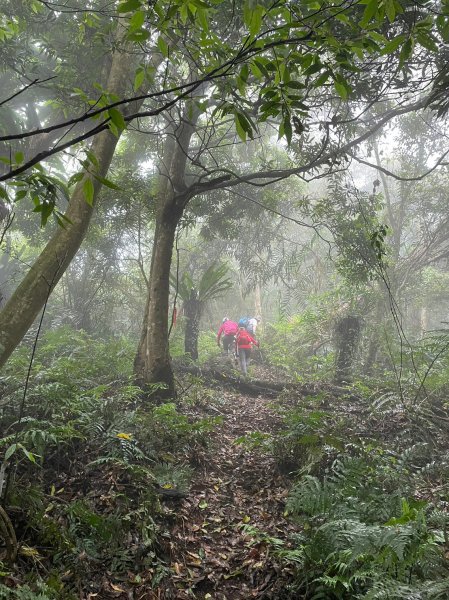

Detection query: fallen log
xmin=175 ymin=363 xmax=283 ymax=397
xmin=174 ymin=359 xmax=362 ymax=401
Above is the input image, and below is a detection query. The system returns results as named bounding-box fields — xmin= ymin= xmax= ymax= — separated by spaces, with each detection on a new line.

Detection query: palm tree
xmin=170 ymin=263 xmax=233 ymax=360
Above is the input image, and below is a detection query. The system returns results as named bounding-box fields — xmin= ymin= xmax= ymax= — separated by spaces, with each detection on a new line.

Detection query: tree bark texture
xmin=184 ymin=296 xmax=201 ymax=360
xmin=334 ymin=315 xmax=362 ymax=385
xmin=0 ymin=35 xmax=135 ymax=369
xmin=364 ymin=293 xmax=385 ymax=375
xmin=134 ymin=108 xmax=199 ymax=397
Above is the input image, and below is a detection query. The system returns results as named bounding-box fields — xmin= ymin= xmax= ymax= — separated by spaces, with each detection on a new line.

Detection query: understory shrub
xmin=286 ymin=451 xmax=449 ymax=599
xmin=0 ymin=327 xmax=220 ymax=595
xmin=268 ymin=386 xmax=449 ymax=599
xmin=263 ymin=310 xmax=336 ymax=381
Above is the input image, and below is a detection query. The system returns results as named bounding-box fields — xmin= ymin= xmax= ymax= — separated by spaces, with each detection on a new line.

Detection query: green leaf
xmin=0 ymin=186 xmax=9 ymax=200
xmin=239 ymin=63 xmax=249 ymax=83
xmin=54 ymin=210 xmax=72 ymax=228
xmin=252 ymin=59 xmax=269 ymax=78
xmin=234 ymin=111 xmax=254 ymax=142
xmin=235 ymin=114 xmax=247 ymax=142
xmin=14 ymin=151 xmax=24 ymax=164
xmin=244 ymin=3 xmax=264 ymax=37
xmin=5 ymin=443 xmax=17 ymax=460
xmin=304 ymin=62 xmax=323 ymax=76
xmin=197 ymin=8 xmax=209 ymax=31
xmin=15 ymin=189 xmax=27 ymax=201
xmin=19 ymin=445 xmax=36 ymax=463
xmin=334 ymin=81 xmax=348 ymax=99
xmin=108 ymin=108 xmax=126 ymax=132
xmin=40 ymin=201 xmax=55 ymax=227
xmin=250 ymin=62 xmax=263 ymax=79
xmin=85 ymin=149 xmax=99 ymax=168
xmin=283 ymin=114 xmax=292 ymax=145
xmin=380 ymin=34 xmax=405 ymax=55
xmin=92 ymin=174 xmax=122 ymax=190
xmin=237 ymin=64 xmax=249 ymax=95
xmin=179 ymin=2 xmax=189 ymax=24
xmin=157 ymin=35 xmax=169 ymax=57
xmin=385 ymin=0 xmax=396 ymax=23
xmin=68 ymin=172 xmax=84 ymax=187
xmin=127 ymin=29 xmax=150 ymax=41
xmin=284 ymin=80 xmax=305 ymax=90
xmin=360 ymin=0 xmax=378 ymax=27
xmin=399 ymin=38 xmax=413 ymax=69
xmin=333 ymin=73 xmax=351 ymax=99
xmin=117 ymin=0 xmax=141 ymax=12
xmin=314 ymin=71 xmax=330 ymax=86
xmin=368 ymin=31 xmax=387 ymax=45
xmin=129 ymin=10 xmax=145 ymax=29
xmin=416 ymin=31 xmax=438 ymax=52
xmin=83 ymin=178 xmax=95 ymax=206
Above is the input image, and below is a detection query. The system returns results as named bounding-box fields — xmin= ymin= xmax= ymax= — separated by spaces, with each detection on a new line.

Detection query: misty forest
xmin=3 ymin=1 xmax=449 ymax=598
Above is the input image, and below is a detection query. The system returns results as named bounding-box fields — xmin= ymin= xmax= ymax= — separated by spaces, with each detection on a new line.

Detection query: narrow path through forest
xmin=151 ymin=389 xmax=298 ymax=600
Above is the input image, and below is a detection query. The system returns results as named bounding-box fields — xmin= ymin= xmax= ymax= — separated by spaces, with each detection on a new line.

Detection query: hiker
xmin=246 ymin=316 xmax=260 ymax=337
xmin=217 ymin=317 xmax=239 ymax=355
xmin=238 ymin=317 xmax=250 ymax=329
xmin=235 ymin=326 xmax=259 ymax=376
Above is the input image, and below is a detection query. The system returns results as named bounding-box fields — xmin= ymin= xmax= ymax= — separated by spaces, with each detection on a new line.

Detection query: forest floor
xmin=5 ymin=355 xmax=448 ymax=599
xmin=148 ymin=365 xmax=300 ymax=600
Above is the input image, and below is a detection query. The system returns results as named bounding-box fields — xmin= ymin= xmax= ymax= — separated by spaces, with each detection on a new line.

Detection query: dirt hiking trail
xmin=152 ymin=387 xmax=299 ymax=600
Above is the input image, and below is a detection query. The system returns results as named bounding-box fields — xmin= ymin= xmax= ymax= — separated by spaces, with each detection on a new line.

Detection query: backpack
xmin=246 ymin=319 xmax=255 ymax=335
xmin=238 ymin=317 xmax=249 ymax=329
xmin=237 ymin=329 xmax=251 ymax=346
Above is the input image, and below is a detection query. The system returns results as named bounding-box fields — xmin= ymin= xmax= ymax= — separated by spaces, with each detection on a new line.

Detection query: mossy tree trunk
xmin=134 ymin=109 xmax=199 ymax=398
xmin=184 ymin=294 xmax=202 ymax=360
xmin=334 ymin=315 xmax=362 ymax=385
xmin=0 ymin=35 xmax=136 ymax=370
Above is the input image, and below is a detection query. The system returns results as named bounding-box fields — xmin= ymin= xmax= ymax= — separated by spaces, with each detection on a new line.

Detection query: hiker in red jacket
xmin=235 ymin=326 xmax=259 ymax=376
xmin=217 ymin=317 xmax=239 ymax=355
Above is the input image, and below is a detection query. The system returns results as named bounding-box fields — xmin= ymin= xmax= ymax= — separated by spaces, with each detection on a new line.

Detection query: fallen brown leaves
xmin=144 ymin=385 xmax=299 ymax=600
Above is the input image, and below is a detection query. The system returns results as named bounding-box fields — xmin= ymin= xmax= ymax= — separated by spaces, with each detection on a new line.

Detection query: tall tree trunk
xmin=334 ymin=315 xmax=362 ymax=385
xmin=134 ymin=107 xmax=199 ymax=397
xmin=419 ymin=305 xmax=428 ymax=339
xmin=0 ymin=33 xmax=135 ymax=369
xmin=184 ymin=295 xmax=201 ymax=360
xmin=364 ymin=293 xmax=385 ymax=375
xmin=134 ymin=206 xmax=182 ymax=396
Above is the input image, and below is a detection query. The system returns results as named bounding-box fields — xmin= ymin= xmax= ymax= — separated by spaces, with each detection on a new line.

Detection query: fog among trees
xmin=2 ymin=1 xmax=449 ymax=598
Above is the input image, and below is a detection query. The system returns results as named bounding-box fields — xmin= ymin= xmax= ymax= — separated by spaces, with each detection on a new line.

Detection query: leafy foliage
xmin=0 ymin=327 xmax=221 ymax=595
xmin=286 ymin=452 xmax=448 ymax=598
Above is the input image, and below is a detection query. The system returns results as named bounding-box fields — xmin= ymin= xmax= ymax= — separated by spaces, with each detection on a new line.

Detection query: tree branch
xmin=0 ymin=77 xmax=57 ymax=108
xmin=186 ymin=98 xmax=428 ymax=197
xmin=350 ymin=149 xmax=449 ymax=182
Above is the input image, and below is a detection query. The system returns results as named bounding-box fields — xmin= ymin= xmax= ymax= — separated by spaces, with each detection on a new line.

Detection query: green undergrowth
xmin=263 ymin=312 xmax=335 ymax=381
xmin=0 ymin=327 xmax=221 ymax=598
xmin=241 ymin=386 xmax=449 ymax=599
xmin=169 ymin=324 xmax=221 ymax=364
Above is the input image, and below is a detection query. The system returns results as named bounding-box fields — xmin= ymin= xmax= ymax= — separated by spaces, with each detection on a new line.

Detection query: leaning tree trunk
xmin=134 ymin=107 xmax=199 ymax=398
xmin=0 ymin=33 xmax=136 ymax=370
xmin=184 ymin=295 xmax=202 ymax=360
xmin=334 ymin=315 xmax=362 ymax=385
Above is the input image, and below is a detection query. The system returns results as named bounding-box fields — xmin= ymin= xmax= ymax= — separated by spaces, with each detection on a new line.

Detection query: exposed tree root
xmin=0 ymin=505 xmax=18 ymax=564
